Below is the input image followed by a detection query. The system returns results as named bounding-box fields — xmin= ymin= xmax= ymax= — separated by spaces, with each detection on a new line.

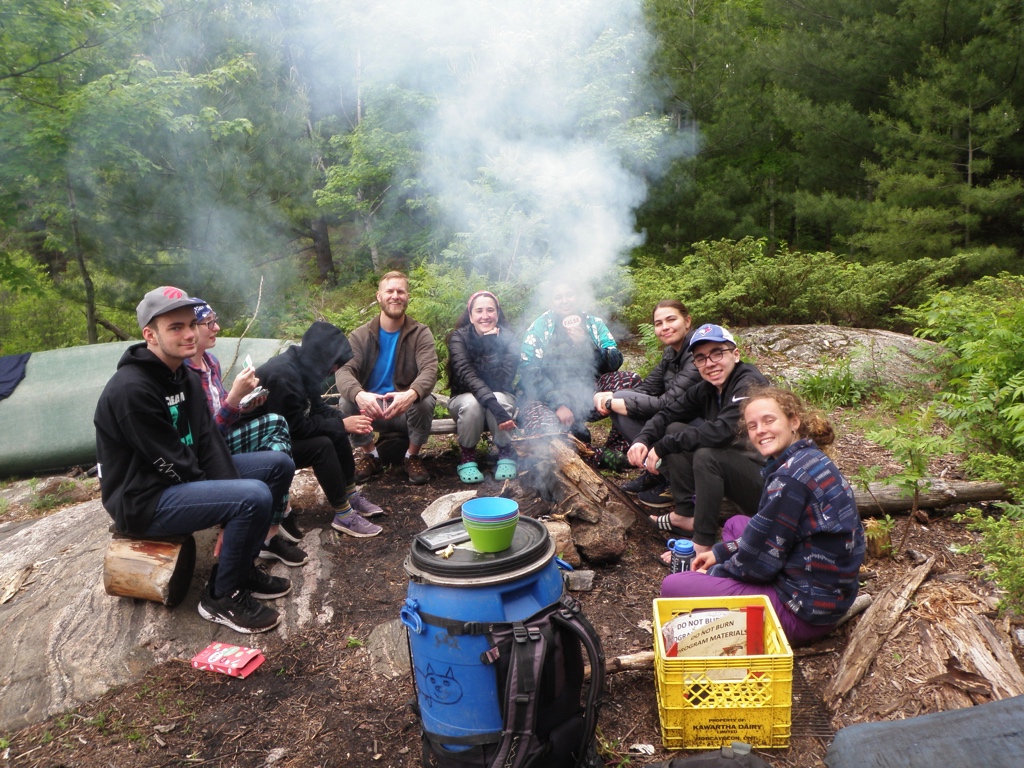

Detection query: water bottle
xmin=667 ymin=538 xmax=694 ymax=574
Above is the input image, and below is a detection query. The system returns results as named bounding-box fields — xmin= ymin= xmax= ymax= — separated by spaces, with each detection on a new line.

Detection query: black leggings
xmin=291 ymin=434 xmax=356 ymax=509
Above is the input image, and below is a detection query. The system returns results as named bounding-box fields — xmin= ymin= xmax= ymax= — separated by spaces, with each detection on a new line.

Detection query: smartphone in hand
xmin=240 ymin=386 xmax=267 ymax=407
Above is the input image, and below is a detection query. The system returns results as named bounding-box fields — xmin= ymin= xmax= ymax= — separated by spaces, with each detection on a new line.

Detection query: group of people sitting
xmin=95 ymin=273 xmax=865 ymax=645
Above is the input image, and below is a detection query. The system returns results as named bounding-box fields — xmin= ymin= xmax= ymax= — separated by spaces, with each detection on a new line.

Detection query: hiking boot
xmin=332 ymin=511 xmax=383 ymax=538
xmin=198 ymin=583 xmax=281 ymax=634
xmin=259 ymin=535 xmax=309 ymax=567
xmin=348 ymin=491 xmax=385 ymax=518
xmin=637 ymin=481 xmax=673 ymax=508
xmin=403 ymin=455 xmax=430 ymax=485
xmin=354 ymin=452 xmax=383 ymax=482
xmin=246 ymin=563 xmax=292 ymax=599
xmin=278 ymin=513 xmax=304 ymax=543
xmin=620 ymin=471 xmax=662 ymax=496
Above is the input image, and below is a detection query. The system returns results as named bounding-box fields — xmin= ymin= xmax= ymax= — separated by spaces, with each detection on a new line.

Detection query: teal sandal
xmin=494 ymin=458 xmax=518 ymax=481
xmin=457 ymin=461 xmax=485 ymax=484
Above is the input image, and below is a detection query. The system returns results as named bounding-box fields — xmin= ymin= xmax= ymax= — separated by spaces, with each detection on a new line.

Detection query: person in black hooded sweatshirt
xmin=94 ymin=286 xmax=295 ymax=635
xmin=252 ymin=321 xmax=384 ymax=538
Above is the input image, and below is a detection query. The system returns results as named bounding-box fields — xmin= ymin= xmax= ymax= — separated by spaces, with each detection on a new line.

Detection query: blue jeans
xmin=145 ymin=452 xmax=295 ymax=597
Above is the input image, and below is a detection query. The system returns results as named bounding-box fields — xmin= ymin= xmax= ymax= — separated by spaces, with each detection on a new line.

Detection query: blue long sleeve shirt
xmin=709 ymin=439 xmax=866 ymax=625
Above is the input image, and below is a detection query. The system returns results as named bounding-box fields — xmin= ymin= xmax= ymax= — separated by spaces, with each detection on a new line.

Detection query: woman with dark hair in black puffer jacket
xmin=446 ymin=291 xmax=521 ymax=484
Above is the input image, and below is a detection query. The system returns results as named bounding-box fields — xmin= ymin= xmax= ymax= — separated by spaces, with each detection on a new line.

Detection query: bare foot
xmin=659 ymin=550 xmax=672 ymax=566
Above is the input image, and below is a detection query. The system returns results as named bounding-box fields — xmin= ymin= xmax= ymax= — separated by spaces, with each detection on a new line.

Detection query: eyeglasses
xmin=198 ymin=314 xmax=219 ymax=328
xmin=692 ymin=347 xmax=731 ymax=367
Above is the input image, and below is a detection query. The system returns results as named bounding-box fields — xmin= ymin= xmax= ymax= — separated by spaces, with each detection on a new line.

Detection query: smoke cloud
xmin=341 ymin=0 xmax=688 ymax=312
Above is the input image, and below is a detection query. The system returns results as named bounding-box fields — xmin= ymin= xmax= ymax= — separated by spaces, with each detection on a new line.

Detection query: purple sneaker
xmin=348 ymin=491 xmax=385 ymax=518
xmin=331 ymin=511 xmax=383 ymax=538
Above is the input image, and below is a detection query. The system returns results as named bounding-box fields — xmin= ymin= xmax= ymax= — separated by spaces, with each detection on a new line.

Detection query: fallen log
xmin=854 ymin=479 xmax=1007 ymax=515
xmin=824 ymin=556 xmax=934 ymax=706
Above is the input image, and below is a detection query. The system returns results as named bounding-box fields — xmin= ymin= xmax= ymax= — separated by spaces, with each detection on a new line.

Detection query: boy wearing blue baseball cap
xmin=626 ymin=324 xmax=769 ymax=556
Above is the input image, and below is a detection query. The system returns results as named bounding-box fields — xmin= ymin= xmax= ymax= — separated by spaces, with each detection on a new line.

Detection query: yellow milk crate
xmin=653 ymin=595 xmax=793 ymax=750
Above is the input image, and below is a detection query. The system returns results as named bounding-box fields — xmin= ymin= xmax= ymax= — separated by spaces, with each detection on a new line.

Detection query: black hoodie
xmin=634 ymin=361 xmax=769 ymax=455
xmin=252 ymin=321 xmax=353 ymax=442
xmin=94 ymin=343 xmax=238 ymax=534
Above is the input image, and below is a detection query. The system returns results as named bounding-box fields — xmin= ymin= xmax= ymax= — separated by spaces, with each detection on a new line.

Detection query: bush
xmin=955 ymin=504 xmax=1024 ymax=615
xmin=625 ymin=237 xmax=967 ymax=330
xmin=904 ymin=274 xmax=1024 ymax=457
xmin=0 ymin=252 xmax=87 ymax=354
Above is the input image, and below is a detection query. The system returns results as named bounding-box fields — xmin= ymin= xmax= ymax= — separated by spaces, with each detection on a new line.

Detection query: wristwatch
xmin=603 ymin=397 xmax=613 ymax=411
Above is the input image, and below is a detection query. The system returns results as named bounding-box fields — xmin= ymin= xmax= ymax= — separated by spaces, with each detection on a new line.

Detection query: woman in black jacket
xmin=593 ymin=299 xmax=701 ymax=493
xmin=447 ymin=291 xmax=521 ymax=483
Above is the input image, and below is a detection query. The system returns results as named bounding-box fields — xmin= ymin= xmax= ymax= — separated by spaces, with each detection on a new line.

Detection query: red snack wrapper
xmin=191 ymin=642 xmax=265 ymax=679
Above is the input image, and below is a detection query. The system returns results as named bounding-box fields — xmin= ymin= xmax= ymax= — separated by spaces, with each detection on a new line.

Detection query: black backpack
xmin=414 ymin=593 xmax=606 ymax=768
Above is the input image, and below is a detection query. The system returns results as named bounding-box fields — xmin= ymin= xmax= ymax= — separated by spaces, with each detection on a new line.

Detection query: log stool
xmin=103 ymin=532 xmax=197 ymax=607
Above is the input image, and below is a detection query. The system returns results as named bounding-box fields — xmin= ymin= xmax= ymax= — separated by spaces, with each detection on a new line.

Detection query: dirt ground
xmin=1 ymin=418 xmax=1017 ymax=768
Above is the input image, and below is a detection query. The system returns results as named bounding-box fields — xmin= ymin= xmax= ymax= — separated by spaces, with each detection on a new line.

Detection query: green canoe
xmin=0 ymin=338 xmax=292 ymax=477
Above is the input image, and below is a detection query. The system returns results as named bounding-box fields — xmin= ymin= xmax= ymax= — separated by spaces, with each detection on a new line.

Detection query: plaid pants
xmin=226 ymin=414 xmax=292 ymax=523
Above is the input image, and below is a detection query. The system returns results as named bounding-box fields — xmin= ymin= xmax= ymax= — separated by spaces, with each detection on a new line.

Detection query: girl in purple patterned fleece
xmin=661 ymin=386 xmax=865 ymax=646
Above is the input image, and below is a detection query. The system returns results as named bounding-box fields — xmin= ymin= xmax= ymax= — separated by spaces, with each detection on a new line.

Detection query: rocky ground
xmin=1 ymin=411 xmax=1016 ymax=768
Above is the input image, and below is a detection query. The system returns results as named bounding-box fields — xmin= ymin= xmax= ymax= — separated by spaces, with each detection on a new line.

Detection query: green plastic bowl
xmin=463 ymin=517 xmax=519 ymax=553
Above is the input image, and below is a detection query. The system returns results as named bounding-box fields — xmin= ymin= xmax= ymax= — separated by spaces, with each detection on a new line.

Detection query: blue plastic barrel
xmin=401 ymin=516 xmax=561 ymax=749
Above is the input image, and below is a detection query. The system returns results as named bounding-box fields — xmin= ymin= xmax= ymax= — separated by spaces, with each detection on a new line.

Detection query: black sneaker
xmin=198 ymin=583 xmax=281 ymax=634
xmin=259 ymin=535 xmax=309 ymax=567
xmin=246 ymin=563 xmax=292 ymax=599
xmin=278 ymin=514 xmax=304 ymax=543
xmin=637 ymin=481 xmax=673 ymax=508
xmin=621 ymin=471 xmax=662 ymax=495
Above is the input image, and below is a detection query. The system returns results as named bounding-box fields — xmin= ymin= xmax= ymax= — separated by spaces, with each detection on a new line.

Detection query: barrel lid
xmin=406 ymin=517 xmax=554 ymax=584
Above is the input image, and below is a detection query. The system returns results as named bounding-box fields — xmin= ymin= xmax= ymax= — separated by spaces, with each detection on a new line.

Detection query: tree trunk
xmin=311 ymin=216 xmax=337 ymax=285
xmin=65 ymin=177 xmax=98 ymax=344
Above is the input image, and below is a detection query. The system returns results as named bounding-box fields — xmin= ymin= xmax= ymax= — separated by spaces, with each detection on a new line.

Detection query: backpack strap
xmin=487 ymin=618 xmax=552 ymax=768
xmin=551 ymin=594 xmax=606 ymax=768
xmin=411 ymin=607 xmax=515 ymax=638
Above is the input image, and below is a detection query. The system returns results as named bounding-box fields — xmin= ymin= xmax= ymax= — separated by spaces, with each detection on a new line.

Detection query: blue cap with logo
xmin=191 ymin=298 xmax=213 ymax=323
xmin=688 ymin=323 xmax=736 ymax=350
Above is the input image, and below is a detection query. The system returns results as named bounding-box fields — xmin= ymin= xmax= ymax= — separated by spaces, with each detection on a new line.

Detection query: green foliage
xmin=0 ymin=252 xmax=86 ymax=354
xmin=866 ymin=405 xmax=958 ymax=551
xmin=906 ymin=274 xmax=1024 ymax=457
xmin=955 ymin=504 xmax=1024 ymax=614
xmin=625 ymin=237 xmax=965 ymax=331
xmin=345 ymin=636 xmax=364 ymax=648
xmin=796 ymin=357 xmax=873 ymax=410
xmin=963 ymin=453 xmax=1024 ymax=497
xmin=594 ymin=726 xmax=632 ymax=767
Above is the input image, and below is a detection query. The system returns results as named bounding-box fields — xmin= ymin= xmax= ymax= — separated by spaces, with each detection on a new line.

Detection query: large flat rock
xmin=739 ymin=325 xmax=940 ymax=389
xmin=0 ymin=501 xmax=335 ymax=732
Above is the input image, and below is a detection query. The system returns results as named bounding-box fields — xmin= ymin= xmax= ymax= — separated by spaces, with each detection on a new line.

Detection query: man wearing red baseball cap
xmin=94 ymin=287 xmax=295 ymax=633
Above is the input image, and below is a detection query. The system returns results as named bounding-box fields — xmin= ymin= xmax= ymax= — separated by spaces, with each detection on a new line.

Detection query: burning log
xmin=514 ymin=432 xmax=642 ymax=564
